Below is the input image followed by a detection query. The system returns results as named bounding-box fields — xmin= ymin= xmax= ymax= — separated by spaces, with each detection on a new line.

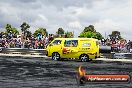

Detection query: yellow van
xmin=46 ymin=38 xmax=100 ymax=62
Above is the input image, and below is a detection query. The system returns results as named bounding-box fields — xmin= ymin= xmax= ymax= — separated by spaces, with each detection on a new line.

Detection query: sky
xmin=0 ymin=0 xmax=132 ymax=40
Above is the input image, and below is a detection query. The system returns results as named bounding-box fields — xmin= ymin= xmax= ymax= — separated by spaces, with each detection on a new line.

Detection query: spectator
xmin=31 ymin=37 xmax=35 ymax=49
xmin=2 ymin=40 xmax=5 ymax=47
xmin=15 ymin=39 xmax=21 ymax=48
xmin=38 ymin=33 xmax=42 ymax=41
xmin=5 ymin=41 xmax=9 ymax=48
xmin=0 ymin=31 xmax=56 ymax=49
xmin=0 ymin=39 xmax=2 ymax=47
xmin=13 ymin=33 xmax=17 ymax=38
xmin=44 ymin=36 xmax=48 ymax=48
xmin=24 ymin=41 xmax=29 ymax=48
xmin=8 ymin=31 xmax=13 ymax=39
xmin=101 ymin=38 xmax=106 ymax=45
xmin=35 ymin=39 xmax=38 ymax=49
xmin=10 ymin=41 xmax=14 ymax=48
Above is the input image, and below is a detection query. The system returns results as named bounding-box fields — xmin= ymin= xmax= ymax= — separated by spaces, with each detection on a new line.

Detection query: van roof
xmin=54 ymin=38 xmax=98 ymax=41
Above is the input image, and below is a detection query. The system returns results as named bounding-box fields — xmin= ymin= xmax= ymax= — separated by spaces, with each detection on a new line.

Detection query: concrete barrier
xmin=113 ymin=53 xmax=132 ymax=59
xmin=0 ymin=47 xmax=131 ymax=59
xmin=101 ymin=52 xmax=132 ymax=59
xmin=0 ymin=47 xmax=47 ymax=55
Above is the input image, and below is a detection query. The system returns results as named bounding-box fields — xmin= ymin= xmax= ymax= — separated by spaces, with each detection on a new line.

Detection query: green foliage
xmin=20 ymin=22 xmax=30 ymax=39
xmin=112 ymin=31 xmax=120 ymax=35
xmin=95 ymin=32 xmax=103 ymax=40
xmin=83 ymin=25 xmax=96 ymax=32
xmin=86 ymin=31 xmax=95 ymax=38
xmin=5 ymin=24 xmax=12 ymax=33
xmin=20 ymin=22 xmax=30 ymax=33
xmin=55 ymin=28 xmax=65 ymax=38
xmin=2 ymin=23 xmax=104 ymax=40
xmin=80 ymin=31 xmax=95 ymax=38
xmin=5 ymin=24 xmax=19 ymax=34
xmin=34 ymin=28 xmax=48 ymax=37
xmin=80 ymin=25 xmax=103 ymax=40
xmin=109 ymin=31 xmax=122 ymax=40
xmin=57 ymin=28 xmax=64 ymax=35
xmin=65 ymin=31 xmax=73 ymax=38
xmin=80 ymin=31 xmax=85 ymax=37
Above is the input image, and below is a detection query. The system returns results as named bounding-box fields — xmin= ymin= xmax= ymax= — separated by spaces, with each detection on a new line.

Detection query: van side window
xmin=52 ymin=40 xmax=61 ymax=45
xmin=82 ymin=43 xmax=91 ymax=47
xmin=64 ymin=40 xmax=78 ymax=47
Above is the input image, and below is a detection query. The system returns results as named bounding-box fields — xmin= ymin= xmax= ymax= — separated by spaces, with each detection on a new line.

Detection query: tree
xmin=20 ymin=22 xmax=30 ymax=34
xmin=20 ymin=22 xmax=30 ymax=39
xmin=80 ymin=25 xmax=103 ymax=40
xmin=94 ymin=32 xmax=103 ymax=40
xmin=55 ymin=28 xmax=65 ymax=38
xmin=56 ymin=28 xmax=64 ymax=35
xmin=83 ymin=25 xmax=96 ymax=32
xmin=34 ymin=28 xmax=48 ymax=37
xmin=109 ymin=31 xmax=122 ymax=40
xmin=5 ymin=24 xmax=19 ymax=34
xmin=5 ymin=24 xmax=12 ymax=33
xmin=80 ymin=31 xmax=95 ymax=38
xmin=65 ymin=31 xmax=73 ymax=38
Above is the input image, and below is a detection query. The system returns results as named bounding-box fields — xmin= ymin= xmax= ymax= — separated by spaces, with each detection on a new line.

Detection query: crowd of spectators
xmin=0 ymin=32 xmax=54 ymax=49
xmin=100 ymin=38 xmax=132 ymax=53
xmin=0 ymin=32 xmax=132 ymax=52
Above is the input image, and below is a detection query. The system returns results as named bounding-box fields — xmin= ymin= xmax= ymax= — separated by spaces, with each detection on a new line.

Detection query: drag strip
xmin=0 ymin=56 xmax=132 ymax=88
xmin=0 ymin=53 xmax=132 ymax=63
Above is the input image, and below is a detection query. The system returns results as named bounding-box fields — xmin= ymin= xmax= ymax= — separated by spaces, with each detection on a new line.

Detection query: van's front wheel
xmin=79 ymin=54 xmax=89 ymax=62
xmin=52 ymin=52 xmax=60 ymax=61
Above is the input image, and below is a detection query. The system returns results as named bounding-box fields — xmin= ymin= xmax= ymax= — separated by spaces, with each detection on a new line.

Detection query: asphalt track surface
xmin=0 ymin=57 xmax=132 ymax=88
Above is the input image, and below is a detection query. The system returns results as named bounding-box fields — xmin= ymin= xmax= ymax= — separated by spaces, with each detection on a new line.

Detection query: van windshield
xmin=52 ymin=40 xmax=61 ymax=45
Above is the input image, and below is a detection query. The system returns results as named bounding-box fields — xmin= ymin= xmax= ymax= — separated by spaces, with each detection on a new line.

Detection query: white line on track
xmin=0 ymin=53 xmax=132 ymax=63
xmin=95 ymin=58 xmax=132 ymax=63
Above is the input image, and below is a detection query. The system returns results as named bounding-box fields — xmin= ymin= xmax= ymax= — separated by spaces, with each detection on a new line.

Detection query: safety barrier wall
xmin=0 ymin=47 xmax=47 ymax=55
xmin=0 ymin=47 xmax=131 ymax=59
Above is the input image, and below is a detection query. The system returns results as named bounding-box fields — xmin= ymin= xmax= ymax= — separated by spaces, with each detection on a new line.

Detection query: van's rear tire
xmin=79 ymin=54 xmax=89 ymax=62
xmin=52 ymin=52 xmax=60 ymax=61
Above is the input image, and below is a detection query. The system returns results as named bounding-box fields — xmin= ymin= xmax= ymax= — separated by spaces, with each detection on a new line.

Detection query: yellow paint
xmin=46 ymin=38 xmax=100 ymax=60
